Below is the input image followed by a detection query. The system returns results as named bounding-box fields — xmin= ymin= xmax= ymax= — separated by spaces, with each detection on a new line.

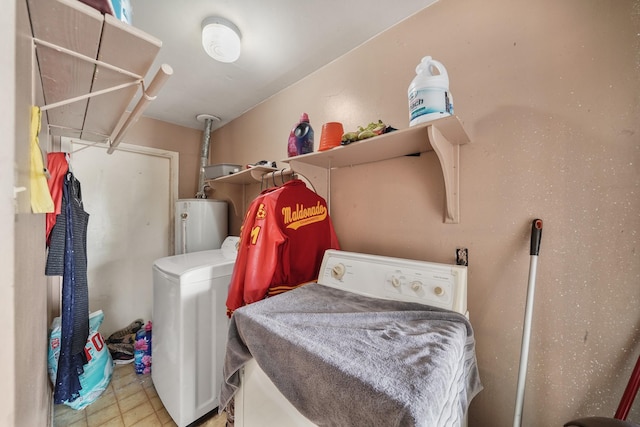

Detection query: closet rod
xmin=47 ymin=124 xmax=110 ymax=140
xmin=107 ymin=64 xmax=173 ymax=154
xmin=41 ymin=80 xmax=141 ymax=112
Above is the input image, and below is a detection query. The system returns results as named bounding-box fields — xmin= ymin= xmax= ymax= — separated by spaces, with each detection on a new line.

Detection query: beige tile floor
xmin=53 ymin=363 xmax=227 ymax=427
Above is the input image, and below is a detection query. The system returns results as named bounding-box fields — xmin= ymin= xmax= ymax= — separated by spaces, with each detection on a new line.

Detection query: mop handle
xmin=513 ymin=219 xmax=543 ymax=427
xmin=530 ymin=219 xmax=543 ymax=256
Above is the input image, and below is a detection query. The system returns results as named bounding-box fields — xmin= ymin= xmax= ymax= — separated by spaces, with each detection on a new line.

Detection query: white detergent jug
xmin=408 ymin=56 xmax=454 ymax=126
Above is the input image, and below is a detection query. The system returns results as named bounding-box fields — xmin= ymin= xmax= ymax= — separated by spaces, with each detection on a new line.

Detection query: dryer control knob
xmin=434 ymin=286 xmax=444 ymax=296
xmin=411 ymin=281 xmax=423 ymax=292
xmin=331 ymin=263 xmax=346 ymax=280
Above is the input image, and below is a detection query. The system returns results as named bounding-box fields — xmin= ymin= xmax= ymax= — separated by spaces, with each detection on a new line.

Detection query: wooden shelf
xmin=28 ymin=0 xmax=164 ymax=144
xmin=208 ymin=166 xmax=278 ymax=185
xmin=284 ymin=115 xmax=470 ymax=223
xmin=208 ymin=166 xmax=296 ymax=185
xmin=207 ymin=166 xmax=295 ymax=216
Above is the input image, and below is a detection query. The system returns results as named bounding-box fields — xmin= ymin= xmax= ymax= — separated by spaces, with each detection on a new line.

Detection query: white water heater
xmin=175 ymin=199 xmax=227 ymax=254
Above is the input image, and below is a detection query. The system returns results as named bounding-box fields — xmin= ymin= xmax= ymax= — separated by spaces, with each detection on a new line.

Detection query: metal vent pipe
xmin=195 ymin=114 xmax=220 ymax=198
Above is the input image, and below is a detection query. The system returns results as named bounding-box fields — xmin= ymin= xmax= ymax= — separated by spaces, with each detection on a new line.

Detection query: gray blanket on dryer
xmin=220 ymin=283 xmax=482 ymax=427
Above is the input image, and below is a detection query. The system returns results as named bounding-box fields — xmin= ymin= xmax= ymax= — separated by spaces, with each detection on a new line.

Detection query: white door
xmin=68 ymin=140 xmax=177 ymax=337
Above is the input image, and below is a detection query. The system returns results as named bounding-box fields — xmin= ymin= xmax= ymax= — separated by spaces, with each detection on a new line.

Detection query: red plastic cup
xmin=318 ymin=122 xmax=344 ymax=151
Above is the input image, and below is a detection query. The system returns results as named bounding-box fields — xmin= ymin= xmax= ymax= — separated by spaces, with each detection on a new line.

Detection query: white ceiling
xmin=129 ymin=0 xmax=438 ymax=131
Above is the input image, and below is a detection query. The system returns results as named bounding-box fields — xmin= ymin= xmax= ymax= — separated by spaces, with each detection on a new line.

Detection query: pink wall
xmin=32 ymin=0 xmax=635 ymax=425
xmin=205 ymin=0 xmax=640 ymax=425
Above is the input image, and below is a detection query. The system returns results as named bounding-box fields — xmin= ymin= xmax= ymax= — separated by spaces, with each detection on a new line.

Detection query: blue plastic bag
xmin=48 ymin=310 xmax=114 ymax=410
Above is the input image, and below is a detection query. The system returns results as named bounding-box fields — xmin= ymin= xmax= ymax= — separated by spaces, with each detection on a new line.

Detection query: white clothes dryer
xmin=152 ymin=236 xmax=239 ymax=427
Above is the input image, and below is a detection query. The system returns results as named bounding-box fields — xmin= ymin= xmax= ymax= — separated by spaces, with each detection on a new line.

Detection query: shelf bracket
xmin=428 ymin=124 xmax=460 ymax=224
xmin=208 ymin=183 xmax=244 ymax=217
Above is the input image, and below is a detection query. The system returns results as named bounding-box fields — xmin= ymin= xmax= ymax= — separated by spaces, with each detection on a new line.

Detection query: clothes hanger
xmin=65 ymin=153 xmax=75 ymax=181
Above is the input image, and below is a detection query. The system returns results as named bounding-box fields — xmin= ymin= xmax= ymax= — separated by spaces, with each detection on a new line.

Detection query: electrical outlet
xmin=456 ymin=248 xmax=468 ymax=266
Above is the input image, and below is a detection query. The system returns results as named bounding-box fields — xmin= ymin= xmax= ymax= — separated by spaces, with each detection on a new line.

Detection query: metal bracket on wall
xmin=456 ymin=248 xmax=468 ymax=266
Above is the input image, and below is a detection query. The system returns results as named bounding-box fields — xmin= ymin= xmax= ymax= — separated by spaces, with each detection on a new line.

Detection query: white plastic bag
xmin=48 ymin=310 xmax=114 ymax=410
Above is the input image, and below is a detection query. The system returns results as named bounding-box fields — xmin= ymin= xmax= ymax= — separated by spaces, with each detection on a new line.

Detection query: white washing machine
xmin=152 ymin=236 xmax=239 ymax=427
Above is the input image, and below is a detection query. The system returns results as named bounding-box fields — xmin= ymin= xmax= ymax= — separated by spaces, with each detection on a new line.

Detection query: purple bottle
xmin=294 ymin=113 xmax=314 ymax=155
xmin=288 ymin=113 xmax=314 ymax=157
xmin=287 ymin=125 xmax=298 ymax=157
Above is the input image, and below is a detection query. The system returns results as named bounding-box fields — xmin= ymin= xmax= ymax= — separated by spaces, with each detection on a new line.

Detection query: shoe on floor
xmin=107 ymin=342 xmax=134 ymax=364
xmin=107 ymin=332 xmax=136 ymax=345
xmin=112 ymin=353 xmax=134 ymax=364
xmin=107 ymin=319 xmax=144 ymax=343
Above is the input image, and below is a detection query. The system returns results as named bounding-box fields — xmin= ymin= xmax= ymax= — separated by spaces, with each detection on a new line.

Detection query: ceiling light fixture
xmin=201 ymin=17 xmax=242 ymax=63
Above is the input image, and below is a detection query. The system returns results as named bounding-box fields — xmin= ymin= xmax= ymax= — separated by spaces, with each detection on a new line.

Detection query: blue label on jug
xmin=409 ymin=88 xmax=453 ymax=122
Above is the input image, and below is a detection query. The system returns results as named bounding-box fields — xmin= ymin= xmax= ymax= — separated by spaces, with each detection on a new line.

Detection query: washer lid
xmin=220 ymin=236 xmax=240 ymax=258
xmin=153 ymin=249 xmax=235 ymax=279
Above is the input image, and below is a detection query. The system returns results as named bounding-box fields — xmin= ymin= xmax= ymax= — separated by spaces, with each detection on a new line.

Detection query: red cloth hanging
xmin=46 ymin=153 xmax=69 ymax=246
